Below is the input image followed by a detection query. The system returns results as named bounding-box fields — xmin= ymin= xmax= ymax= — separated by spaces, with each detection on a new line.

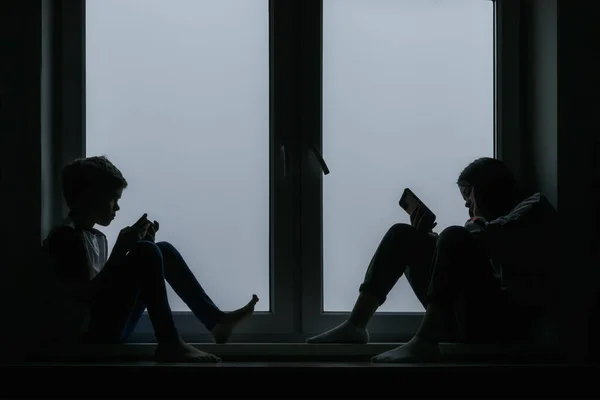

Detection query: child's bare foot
xmin=211 ymin=294 xmax=259 ymax=344
xmin=306 ymin=320 xmax=369 ymax=344
xmin=155 ymin=337 xmax=221 ymax=363
xmin=371 ymin=336 xmax=441 ymax=363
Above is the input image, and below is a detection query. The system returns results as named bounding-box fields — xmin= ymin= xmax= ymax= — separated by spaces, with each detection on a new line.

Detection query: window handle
xmin=280 ymin=144 xmax=287 ymax=179
xmin=310 ymin=144 xmax=330 ymax=175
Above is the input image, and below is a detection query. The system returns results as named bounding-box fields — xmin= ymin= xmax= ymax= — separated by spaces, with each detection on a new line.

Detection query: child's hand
xmin=410 ymin=207 xmax=437 ymax=234
xmin=143 ymin=220 xmax=160 ymax=242
xmin=114 ymin=213 xmax=152 ymax=255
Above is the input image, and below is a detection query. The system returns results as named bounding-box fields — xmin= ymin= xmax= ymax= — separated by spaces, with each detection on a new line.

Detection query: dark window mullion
xmin=269 ymin=0 xmax=303 ymax=339
xmin=299 ymin=0 xmax=325 ymax=337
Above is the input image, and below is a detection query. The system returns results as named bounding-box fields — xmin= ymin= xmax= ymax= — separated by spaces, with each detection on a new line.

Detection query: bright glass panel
xmin=86 ymin=0 xmax=270 ymax=311
xmin=323 ymin=0 xmax=494 ymax=311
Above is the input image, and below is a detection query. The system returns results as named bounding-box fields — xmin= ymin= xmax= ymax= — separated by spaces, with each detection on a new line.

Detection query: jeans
xmin=84 ymin=241 xmax=224 ymax=344
xmin=359 ymin=224 xmax=512 ymax=342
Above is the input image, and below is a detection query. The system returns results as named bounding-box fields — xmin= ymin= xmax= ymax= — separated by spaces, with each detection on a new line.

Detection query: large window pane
xmin=323 ymin=0 xmax=494 ymax=312
xmin=86 ymin=0 xmax=270 ymax=311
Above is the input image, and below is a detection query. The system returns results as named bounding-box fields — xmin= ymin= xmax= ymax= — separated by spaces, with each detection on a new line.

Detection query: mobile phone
xmin=399 ymin=188 xmax=436 ymax=222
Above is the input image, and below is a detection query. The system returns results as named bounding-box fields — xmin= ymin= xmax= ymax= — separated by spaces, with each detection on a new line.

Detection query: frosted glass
xmin=86 ymin=0 xmax=270 ymax=311
xmin=323 ymin=0 xmax=494 ymax=312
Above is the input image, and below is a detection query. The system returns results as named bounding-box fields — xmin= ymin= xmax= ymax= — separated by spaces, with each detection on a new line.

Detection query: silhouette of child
xmin=307 ymin=158 xmax=558 ymax=363
xmin=43 ymin=156 xmax=258 ymax=362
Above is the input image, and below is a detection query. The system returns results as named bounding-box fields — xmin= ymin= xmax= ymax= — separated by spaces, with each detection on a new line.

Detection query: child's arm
xmin=100 ymin=245 xmax=130 ymax=274
xmin=101 ymin=220 xmax=153 ymax=270
xmin=45 ymin=227 xmax=101 ymax=302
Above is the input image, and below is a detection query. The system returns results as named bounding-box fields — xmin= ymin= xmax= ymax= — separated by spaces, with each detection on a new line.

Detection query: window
xmin=302 ymin=0 xmax=495 ymax=338
xmin=73 ymin=0 xmax=498 ymax=342
xmin=85 ymin=0 xmax=295 ymax=342
xmin=86 ymin=0 xmax=270 ymax=312
xmin=321 ymin=0 xmax=495 ymax=313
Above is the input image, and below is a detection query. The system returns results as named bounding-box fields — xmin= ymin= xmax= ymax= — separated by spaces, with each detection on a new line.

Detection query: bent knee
xmin=155 ymin=241 xmax=175 ymax=252
xmin=130 ymin=240 xmax=162 ymax=257
xmin=438 ymin=225 xmax=470 ymax=240
xmin=388 ymin=223 xmax=415 ymax=236
xmin=437 ymin=225 xmax=476 ymax=249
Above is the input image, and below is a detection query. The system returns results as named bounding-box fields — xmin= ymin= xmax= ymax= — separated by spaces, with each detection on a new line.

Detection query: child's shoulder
xmin=45 ymin=218 xmax=106 ymax=245
xmin=45 ymin=218 xmax=80 ymax=244
xmin=52 ymin=217 xmax=77 ymax=232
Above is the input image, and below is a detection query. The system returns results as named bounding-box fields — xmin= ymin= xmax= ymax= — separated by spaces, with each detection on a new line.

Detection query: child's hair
xmin=457 ymin=157 xmax=523 ymax=217
xmin=61 ymin=156 xmax=128 ymax=209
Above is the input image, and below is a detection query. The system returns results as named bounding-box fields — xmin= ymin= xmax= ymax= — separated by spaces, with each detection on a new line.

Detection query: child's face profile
xmin=91 ymin=188 xmax=123 ymax=227
xmin=458 ymin=184 xmax=474 ymax=217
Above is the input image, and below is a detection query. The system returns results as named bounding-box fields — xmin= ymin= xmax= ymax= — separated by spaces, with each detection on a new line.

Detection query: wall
xmin=1 ymin=2 xmax=80 ymax=362
xmin=0 ymin=0 xmax=49 ymax=361
xmin=556 ymin=0 xmax=600 ymax=362
xmin=521 ymin=0 xmax=600 ymax=361
xmin=522 ymin=0 xmax=558 ymax=207
xmin=0 ymin=3 xmax=46 ymax=257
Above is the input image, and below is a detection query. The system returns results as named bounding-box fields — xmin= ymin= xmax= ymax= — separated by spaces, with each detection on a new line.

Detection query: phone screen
xmin=399 ymin=188 xmax=436 ymax=220
xmin=401 ymin=192 xmax=420 ymax=216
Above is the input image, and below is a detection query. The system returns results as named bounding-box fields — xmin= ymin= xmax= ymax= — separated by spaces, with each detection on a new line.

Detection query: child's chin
xmin=97 ymin=219 xmax=112 ymax=227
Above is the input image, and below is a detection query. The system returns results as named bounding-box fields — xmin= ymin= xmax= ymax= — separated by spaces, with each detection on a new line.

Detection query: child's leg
xmin=306 ymin=223 xmax=436 ymax=344
xmin=120 ymin=296 xmax=147 ymax=341
xmin=154 ymin=241 xmax=224 ymax=329
xmin=155 ymin=241 xmax=258 ymax=343
xmin=85 ymin=276 xmax=147 ymax=343
xmin=91 ymin=241 xmax=221 ymax=362
xmin=372 ymin=226 xmax=498 ymax=363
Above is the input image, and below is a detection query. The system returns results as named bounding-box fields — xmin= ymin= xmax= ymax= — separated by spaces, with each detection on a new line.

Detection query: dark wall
xmin=556 ymin=0 xmax=600 ymax=361
xmin=1 ymin=0 xmax=599 ymax=361
xmin=522 ymin=0 xmax=557 ymax=206
xmin=0 ymin=0 xmax=51 ymax=362
xmin=520 ymin=0 xmax=600 ymax=361
xmin=0 ymin=2 xmax=45 ymax=259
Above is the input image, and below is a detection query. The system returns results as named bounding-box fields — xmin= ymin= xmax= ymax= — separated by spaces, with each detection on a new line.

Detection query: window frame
xmin=56 ymin=0 xmax=299 ymax=343
xmin=299 ymin=0 xmax=523 ymax=341
xmin=55 ymin=0 xmax=521 ymax=343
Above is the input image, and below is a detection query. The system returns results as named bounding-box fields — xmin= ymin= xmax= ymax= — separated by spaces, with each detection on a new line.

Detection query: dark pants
xmin=84 ymin=241 xmax=224 ymax=344
xmin=359 ymin=224 xmax=510 ymax=343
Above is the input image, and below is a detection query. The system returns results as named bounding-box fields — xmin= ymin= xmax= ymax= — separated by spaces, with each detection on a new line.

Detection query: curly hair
xmin=61 ymin=156 xmax=128 ymax=209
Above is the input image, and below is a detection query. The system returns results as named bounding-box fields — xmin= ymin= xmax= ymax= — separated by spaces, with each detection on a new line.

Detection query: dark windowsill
xmin=28 ymin=342 xmax=563 ymax=363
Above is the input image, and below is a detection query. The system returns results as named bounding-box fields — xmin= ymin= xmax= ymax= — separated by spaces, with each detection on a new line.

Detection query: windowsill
xmin=44 ymin=342 xmax=561 ymax=362
xmin=78 ymin=342 xmax=400 ymax=359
